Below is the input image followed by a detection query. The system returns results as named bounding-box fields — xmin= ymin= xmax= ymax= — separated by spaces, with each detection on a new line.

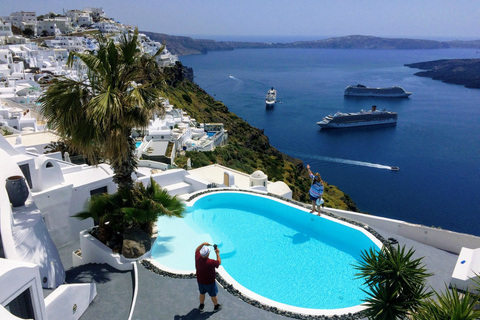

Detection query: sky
xmin=2 ymin=0 xmax=480 ymax=41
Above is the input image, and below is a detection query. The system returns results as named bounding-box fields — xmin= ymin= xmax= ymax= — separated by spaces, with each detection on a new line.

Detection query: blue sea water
xmin=180 ymin=47 xmax=480 ymax=236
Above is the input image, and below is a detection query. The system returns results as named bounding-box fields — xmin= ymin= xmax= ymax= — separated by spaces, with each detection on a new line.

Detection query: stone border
xmin=141 ymin=259 xmax=366 ymax=320
xmin=141 ymin=189 xmax=392 ymax=319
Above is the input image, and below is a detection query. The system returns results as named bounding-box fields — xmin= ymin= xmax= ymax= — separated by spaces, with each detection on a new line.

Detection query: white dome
xmin=251 ymin=170 xmax=267 ymax=179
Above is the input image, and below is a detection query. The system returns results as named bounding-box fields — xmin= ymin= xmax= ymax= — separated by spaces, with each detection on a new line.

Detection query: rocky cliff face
xmin=405 ymin=59 xmax=480 ymax=89
xmin=142 ymin=32 xmax=271 ymax=56
xmin=142 ymin=32 xmax=480 ymax=56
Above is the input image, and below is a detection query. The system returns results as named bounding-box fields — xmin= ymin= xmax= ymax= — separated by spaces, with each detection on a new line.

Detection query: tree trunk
xmin=112 ymin=130 xmax=138 ymax=192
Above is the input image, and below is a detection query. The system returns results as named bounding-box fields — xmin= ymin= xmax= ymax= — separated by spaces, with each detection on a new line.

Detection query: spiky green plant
xmin=354 ymin=244 xmax=433 ymax=319
xmin=415 ymin=284 xmax=480 ymax=320
xmin=73 ymin=178 xmax=184 ymax=246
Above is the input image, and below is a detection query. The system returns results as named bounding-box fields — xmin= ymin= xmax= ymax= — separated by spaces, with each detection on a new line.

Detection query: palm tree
xmin=39 ymin=28 xmax=165 ymax=192
xmin=354 ymin=244 xmax=433 ymax=319
xmin=39 ymin=29 xmax=185 ymax=254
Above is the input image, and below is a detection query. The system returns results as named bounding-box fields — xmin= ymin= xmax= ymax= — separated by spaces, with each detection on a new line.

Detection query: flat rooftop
xmin=189 ymin=164 xmax=253 ymax=188
xmin=5 ymin=131 xmax=60 ymax=148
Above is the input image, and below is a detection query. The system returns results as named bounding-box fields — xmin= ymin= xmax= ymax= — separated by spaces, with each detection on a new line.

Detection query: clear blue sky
xmin=2 ymin=0 xmax=480 ymax=40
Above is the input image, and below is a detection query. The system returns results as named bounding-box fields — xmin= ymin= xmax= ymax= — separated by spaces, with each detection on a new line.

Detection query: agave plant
xmin=73 ymin=178 xmax=184 ymax=247
xmin=354 ymin=244 xmax=433 ymax=319
xmin=415 ymin=284 xmax=480 ymax=320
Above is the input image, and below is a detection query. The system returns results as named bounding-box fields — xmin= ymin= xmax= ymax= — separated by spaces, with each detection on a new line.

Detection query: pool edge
xmin=144 ymin=189 xmax=390 ymax=318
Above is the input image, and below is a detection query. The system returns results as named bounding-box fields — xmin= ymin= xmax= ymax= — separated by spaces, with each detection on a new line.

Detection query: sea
xmin=179 ymin=41 xmax=480 ymax=237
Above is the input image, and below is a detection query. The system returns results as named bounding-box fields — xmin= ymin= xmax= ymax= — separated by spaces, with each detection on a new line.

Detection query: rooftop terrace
xmin=55 ymin=208 xmax=459 ymax=320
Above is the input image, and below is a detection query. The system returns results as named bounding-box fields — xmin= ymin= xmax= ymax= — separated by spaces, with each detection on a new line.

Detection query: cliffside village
xmin=0 ymin=7 xmax=228 ymax=167
xmin=0 ymin=6 xmax=294 ymax=320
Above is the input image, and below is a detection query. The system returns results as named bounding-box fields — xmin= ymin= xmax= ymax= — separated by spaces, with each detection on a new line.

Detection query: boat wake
xmin=204 ymin=75 xmax=243 ymax=90
xmin=285 ymin=150 xmax=394 ymax=170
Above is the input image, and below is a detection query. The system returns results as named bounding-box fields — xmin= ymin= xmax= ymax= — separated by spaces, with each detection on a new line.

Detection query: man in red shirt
xmin=195 ymin=242 xmax=222 ymax=313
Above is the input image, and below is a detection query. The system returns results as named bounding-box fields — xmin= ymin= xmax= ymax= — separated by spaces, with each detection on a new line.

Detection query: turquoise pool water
xmin=180 ymin=192 xmax=380 ymax=310
xmin=135 ymin=141 xmax=141 ymax=148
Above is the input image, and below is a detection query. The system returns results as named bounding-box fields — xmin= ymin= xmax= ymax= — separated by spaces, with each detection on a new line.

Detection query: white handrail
xmin=127 ymin=261 xmax=139 ymax=320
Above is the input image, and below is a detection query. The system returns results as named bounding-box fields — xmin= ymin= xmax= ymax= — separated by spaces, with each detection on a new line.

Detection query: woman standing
xmin=307 ymin=164 xmax=324 ymax=215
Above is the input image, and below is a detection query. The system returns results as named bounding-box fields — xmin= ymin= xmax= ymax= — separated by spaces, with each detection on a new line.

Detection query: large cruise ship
xmin=317 ymin=105 xmax=398 ymax=129
xmin=265 ymin=87 xmax=276 ymax=108
xmin=344 ymin=84 xmax=412 ymax=98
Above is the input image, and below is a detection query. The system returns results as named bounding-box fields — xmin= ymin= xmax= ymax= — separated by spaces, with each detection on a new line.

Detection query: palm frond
xmin=416 ymin=285 xmax=480 ymax=320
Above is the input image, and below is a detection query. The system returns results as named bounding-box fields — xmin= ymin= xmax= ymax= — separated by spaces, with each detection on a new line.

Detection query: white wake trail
xmin=286 ymin=150 xmax=393 ymax=170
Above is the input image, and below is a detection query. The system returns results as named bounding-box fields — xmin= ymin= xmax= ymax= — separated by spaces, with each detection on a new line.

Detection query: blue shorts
xmin=309 ymin=194 xmax=318 ymax=201
xmin=198 ymin=282 xmax=218 ymax=297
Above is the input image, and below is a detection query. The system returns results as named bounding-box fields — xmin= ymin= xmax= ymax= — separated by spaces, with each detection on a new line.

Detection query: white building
xmin=36 ymin=17 xmax=71 ymax=36
xmin=77 ymin=13 xmax=93 ymax=27
xmin=0 ymin=100 xmax=38 ymax=133
xmin=0 ymin=22 xmax=14 ymax=43
xmin=156 ymin=47 xmax=179 ymax=68
xmin=43 ymin=36 xmax=85 ymax=52
xmin=65 ymin=10 xmax=93 ymax=27
xmin=9 ymin=11 xmax=36 ymax=31
xmin=93 ymin=21 xmax=119 ymax=33
xmin=83 ymin=7 xmax=105 ymax=21
xmin=134 ymin=100 xmax=228 ymax=167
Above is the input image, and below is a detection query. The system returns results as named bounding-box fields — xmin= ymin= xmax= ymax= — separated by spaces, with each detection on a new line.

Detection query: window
xmin=19 ymin=164 xmax=33 ymax=188
xmin=90 ymin=186 xmax=107 ymax=197
xmin=5 ymin=288 xmax=35 ymax=319
xmin=0 ymin=233 xmax=5 ymax=258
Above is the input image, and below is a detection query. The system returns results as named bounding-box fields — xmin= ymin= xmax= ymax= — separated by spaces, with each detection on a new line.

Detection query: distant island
xmin=406 ymin=59 xmax=480 ymax=89
xmin=141 ymin=33 xmax=480 ymax=56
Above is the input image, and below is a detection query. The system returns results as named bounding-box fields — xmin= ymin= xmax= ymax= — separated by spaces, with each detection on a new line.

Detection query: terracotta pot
xmin=5 ymin=175 xmax=29 ymax=207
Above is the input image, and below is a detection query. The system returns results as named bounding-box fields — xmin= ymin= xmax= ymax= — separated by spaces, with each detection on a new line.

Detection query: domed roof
xmin=250 ymin=170 xmax=267 ymax=179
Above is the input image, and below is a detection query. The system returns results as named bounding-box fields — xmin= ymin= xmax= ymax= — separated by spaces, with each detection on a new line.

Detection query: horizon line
xmin=142 ymin=32 xmax=480 ymax=43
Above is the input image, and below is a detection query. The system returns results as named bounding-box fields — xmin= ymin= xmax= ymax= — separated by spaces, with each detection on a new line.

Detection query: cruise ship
xmin=344 ymin=84 xmax=412 ymax=98
xmin=317 ymin=105 xmax=397 ymax=129
xmin=265 ymin=87 xmax=276 ymax=108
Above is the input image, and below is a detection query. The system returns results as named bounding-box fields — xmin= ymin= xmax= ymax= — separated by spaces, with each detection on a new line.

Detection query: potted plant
xmin=73 ymin=177 xmax=184 ymax=259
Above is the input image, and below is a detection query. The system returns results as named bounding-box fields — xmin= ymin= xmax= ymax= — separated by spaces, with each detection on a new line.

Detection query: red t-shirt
xmin=195 ymin=250 xmax=220 ymax=284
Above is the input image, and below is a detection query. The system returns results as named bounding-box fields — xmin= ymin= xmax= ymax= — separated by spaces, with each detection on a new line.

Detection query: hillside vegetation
xmin=162 ymin=63 xmax=359 ymax=212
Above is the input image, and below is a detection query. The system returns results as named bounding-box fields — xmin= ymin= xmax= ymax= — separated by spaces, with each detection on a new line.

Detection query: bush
xmin=182 ymin=94 xmax=192 ymax=104
xmin=73 ymin=178 xmax=184 ymax=250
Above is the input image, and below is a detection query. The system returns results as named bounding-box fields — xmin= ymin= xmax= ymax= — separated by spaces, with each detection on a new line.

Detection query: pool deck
xmin=56 ymin=214 xmax=458 ymax=320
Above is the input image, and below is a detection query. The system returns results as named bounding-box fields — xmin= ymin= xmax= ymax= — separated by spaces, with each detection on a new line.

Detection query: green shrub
xmin=182 ymin=94 xmax=192 ymax=104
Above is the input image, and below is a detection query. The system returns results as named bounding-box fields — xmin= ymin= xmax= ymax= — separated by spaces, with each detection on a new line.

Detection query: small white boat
xmin=265 ymin=87 xmax=276 ymax=108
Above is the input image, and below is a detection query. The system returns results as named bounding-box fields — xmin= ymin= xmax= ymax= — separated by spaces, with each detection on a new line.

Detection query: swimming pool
xmin=151 ymin=191 xmax=382 ymax=315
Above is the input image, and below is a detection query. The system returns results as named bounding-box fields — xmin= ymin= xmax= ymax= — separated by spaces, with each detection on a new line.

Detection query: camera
xmin=213 ymin=244 xmax=218 ymax=250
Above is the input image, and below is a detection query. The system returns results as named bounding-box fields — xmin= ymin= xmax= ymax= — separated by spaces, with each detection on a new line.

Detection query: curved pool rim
xmin=150 ymin=189 xmax=385 ymax=317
